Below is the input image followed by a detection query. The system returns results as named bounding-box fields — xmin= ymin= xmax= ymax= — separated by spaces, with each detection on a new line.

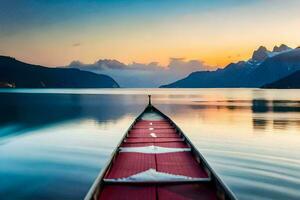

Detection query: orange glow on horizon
xmin=1 ymin=1 xmax=300 ymax=68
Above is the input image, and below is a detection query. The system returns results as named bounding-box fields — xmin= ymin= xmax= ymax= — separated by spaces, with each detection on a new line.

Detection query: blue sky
xmin=0 ymin=0 xmax=299 ymax=66
xmin=0 ymin=0 xmax=256 ymax=34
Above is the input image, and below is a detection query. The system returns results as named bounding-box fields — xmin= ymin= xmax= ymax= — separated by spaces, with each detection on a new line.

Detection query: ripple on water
xmin=200 ymin=149 xmax=300 ymax=200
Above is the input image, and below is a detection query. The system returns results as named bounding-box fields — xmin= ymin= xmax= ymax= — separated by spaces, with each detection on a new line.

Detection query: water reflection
xmin=1 ymin=89 xmax=300 ymax=200
xmin=186 ymin=99 xmax=300 ymax=131
xmin=0 ymin=93 xmax=146 ymax=140
xmin=251 ymin=99 xmax=300 ymax=131
xmin=252 ymin=118 xmax=268 ymax=130
xmin=0 ymin=92 xmax=146 ymax=200
xmin=154 ymin=90 xmax=300 ymax=200
xmin=252 ymin=99 xmax=269 ymax=113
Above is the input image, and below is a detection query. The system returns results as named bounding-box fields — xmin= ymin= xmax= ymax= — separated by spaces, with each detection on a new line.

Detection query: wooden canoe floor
xmin=98 ymin=118 xmax=218 ymax=200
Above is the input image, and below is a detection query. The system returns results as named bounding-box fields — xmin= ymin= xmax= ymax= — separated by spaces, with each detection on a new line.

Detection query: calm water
xmin=0 ymin=89 xmax=300 ymax=200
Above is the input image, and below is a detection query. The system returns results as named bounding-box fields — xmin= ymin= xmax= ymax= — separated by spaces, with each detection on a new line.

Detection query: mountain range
xmin=161 ymin=44 xmax=300 ymax=88
xmin=66 ymin=58 xmax=205 ymax=88
xmin=1 ymin=44 xmax=300 ymax=89
xmin=0 ymin=56 xmax=119 ymax=88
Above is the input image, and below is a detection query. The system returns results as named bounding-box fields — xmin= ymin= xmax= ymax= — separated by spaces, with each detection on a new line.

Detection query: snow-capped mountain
xmin=249 ymin=44 xmax=292 ymax=64
xmin=161 ymin=44 xmax=300 ymax=88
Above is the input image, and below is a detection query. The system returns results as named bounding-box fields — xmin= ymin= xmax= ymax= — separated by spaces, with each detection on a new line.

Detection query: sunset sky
xmin=0 ymin=0 xmax=300 ymax=68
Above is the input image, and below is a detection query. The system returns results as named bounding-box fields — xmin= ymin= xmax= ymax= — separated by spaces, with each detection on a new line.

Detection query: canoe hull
xmin=85 ymin=105 xmax=237 ymax=200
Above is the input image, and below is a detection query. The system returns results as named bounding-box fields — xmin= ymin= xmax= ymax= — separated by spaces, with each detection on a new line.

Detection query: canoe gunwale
xmin=84 ymin=104 xmax=237 ymax=200
xmin=152 ymin=105 xmax=237 ymax=200
xmin=84 ymin=106 xmax=149 ymax=200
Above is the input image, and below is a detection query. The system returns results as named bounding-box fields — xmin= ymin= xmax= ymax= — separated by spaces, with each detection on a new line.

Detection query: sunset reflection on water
xmin=0 ymin=89 xmax=300 ymax=200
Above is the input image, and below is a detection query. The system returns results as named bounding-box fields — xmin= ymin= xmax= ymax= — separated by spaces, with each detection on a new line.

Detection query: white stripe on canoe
xmin=124 ymin=138 xmax=185 ymax=142
xmin=119 ymin=145 xmax=190 ymax=154
xmin=104 ymin=168 xmax=210 ymax=183
xmin=150 ymin=133 xmax=157 ymax=138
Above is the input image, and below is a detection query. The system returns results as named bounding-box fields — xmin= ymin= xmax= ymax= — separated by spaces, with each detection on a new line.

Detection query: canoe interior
xmin=85 ymin=105 xmax=236 ymax=200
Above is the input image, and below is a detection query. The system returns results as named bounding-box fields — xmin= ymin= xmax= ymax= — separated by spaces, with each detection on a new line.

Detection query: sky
xmin=0 ymin=0 xmax=300 ymax=68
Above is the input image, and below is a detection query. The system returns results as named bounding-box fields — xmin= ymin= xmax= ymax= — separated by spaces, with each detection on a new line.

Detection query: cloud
xmin=66 ymin=58 xmax=209 ymax=87
xmin=168 ymin=57 xmax=204 ymax=72
xmin=128 ymin=62 xmax=163 ymax=71
xmin=72 ymin=43 xmax=81 ymax=47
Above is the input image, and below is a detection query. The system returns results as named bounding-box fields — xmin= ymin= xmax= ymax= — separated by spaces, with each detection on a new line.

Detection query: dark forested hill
xmin=0 ymin=56 xmax=119 ymax=88
xmin=262 ymin=70 xmax=300 ymax=89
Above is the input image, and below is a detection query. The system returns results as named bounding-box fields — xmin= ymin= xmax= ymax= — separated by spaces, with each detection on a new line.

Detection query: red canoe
xmin=85 ymin=100 xmax=236 ymax=200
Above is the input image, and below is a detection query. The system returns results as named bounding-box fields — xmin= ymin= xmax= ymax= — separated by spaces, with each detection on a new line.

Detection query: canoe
xmin=85 ymin=99 xmax=237 ymax=200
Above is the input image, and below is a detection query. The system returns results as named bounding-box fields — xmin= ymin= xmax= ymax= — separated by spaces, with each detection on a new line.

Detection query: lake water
xmin=0 ymin=89 xmax=300 ymax=200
